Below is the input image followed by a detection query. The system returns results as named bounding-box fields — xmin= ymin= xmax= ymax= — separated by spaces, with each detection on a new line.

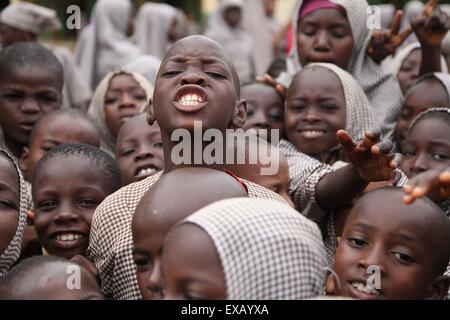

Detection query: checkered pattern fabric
xmin=179 ymin=197 xmax=327 ymax=299
xmin=279 ymin=0 xmax=403 ymax=143
xmin=0 ymin=149 xmax=28 ymax=276
xmin=87 ymin=170 xmax=287 ymax=300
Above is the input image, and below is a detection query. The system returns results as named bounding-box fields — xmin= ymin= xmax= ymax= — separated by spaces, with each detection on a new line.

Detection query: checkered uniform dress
xmin=176 ymin=197 xmax=327 ymax=299
xmin=87 ymin=171 xmax=288 ymax=300
xmin=0 ymin=150 xmax=29 ymax=277
xmin=278 ymin=0 xmax=403 ymax=143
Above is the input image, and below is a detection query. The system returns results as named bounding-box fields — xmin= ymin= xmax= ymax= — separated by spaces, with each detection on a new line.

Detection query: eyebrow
xmin=165 ymin=56 xmax=230 ymax=70
xmin=132 ymin=248 xmax=150 ymax=256
xmin=391 ymin=233 xmax=416 ymax=243
xmin=0 ymin=182 xmax=19 ymax=199
xmin=352 ymin=222 xmax=375 ymax=232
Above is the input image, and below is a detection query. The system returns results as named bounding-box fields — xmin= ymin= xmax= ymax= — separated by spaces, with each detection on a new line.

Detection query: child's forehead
xmin=1 ymin=65 xmax=61 ymax=86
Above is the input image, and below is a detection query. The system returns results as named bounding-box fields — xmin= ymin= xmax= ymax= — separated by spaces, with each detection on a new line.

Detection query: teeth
xmin=179 ymin=93 xmax=203 ymax=106
xmin=136 ymin=167 xmax=158 ymax=177
xmin=55 ymin=233 xmax=82 ymax=241
xmin=302 ymin=130 xmax=325 ymax=138
xmin=351 ymin=281 xmax=381 ymax=296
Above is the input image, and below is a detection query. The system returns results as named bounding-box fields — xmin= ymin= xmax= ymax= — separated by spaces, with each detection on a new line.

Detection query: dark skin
xmin=162 ymin=223 xmax=227 ymax=300
xmin=397 ymin=48 xmax=421 ymax=95
xmin=395 ymin=78 xmax=449 ymax=149
xmin=223 ymin=6 xmax=241 ymax=29
xmin=285 ymin=67 xmax=346 ymax=160
xmin=2 ymin=262 xmax=104 ymax=300
xmin=0 ymin=66 xmax=62 ymax=157
xmin=241 ymin=83 xmax=285 ymax=143
xmin=148 ymin=35 xmax=246 ymax=173
xmin=132 ymin=167 xmax=247 ymax=300
xmin=404 ymin=165 xmax=450 ymax=204
xmin=333 ymin=188 xmax=450 ymax=300
xmin=400 ymin=117 xmax=450 ymax=202
xmin=0 ymin=156 xmax=20 ymax=255
xmin=104 ymin=73 xmax=148 ymax=138
xmin=116 ymin=114 xmax=164 ymax=186
xmin=368 ymin=0 xmax=450 ymax=75
xmin=19 ymin=114 xmax=100 ymax=182
xmin=297 ymin=8 xmax=354 ymax=70
xmin=33 ymin=156 xmax=114 ymax=259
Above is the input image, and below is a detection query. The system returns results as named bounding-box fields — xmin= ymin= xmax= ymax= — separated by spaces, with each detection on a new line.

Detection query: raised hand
xmin=367 ymin=10 xmax=413 ymax=64
xmin=256 ymin=73 xmax=286 ymax=97
xmin=337 ymin=129 xmax=401 ymax=182
xmin=411 ymin=0 xmax=450 ymax=48
xmin=403 ymin=165 xmax=450 ymax=204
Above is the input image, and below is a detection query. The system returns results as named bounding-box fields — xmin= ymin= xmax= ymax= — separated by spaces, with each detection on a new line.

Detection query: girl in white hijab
xmin=76 ymin=0 xmax=159 ymax=89
xmin=87 ymin=69 xmax=154 ymax=155
xmin=205 ymin=0 xmax=255 ymax=84
xmin=0 ymin=150 xmax=28 ymax=277
xmin=133 ymin=3 xmax=179 ymax=60
xmin=162 ymin=198 xmax=327 ymax=300
xmin=280 ymin=0 xmax=403 ymax=144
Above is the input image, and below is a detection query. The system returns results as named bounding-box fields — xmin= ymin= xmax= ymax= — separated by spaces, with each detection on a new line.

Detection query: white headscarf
xmin=87 ymin=69 xmax=154 ymax=155
xmin=0 ymin=150 xmax=28 ymax=277
xmin=379 ymin=4 xmax=395 ymax=29
xmin=205 ymin=0 xmax=255 ymax=84
xmin=0 ymin=2 xmax=61 ymax=34
xmin=384 ymin=42 xmax=449 ymax=76
xmin=172 ymin=197 xmax=327 ymax=300
xmin=305 ymin=63 xmax=376 ymax=142
xmin=133 ymin=3 xmax=178 ymax=60
xmin=76 ymin=0 xmax=143 ymax=89
xmin=400 ymin=1 xmax=424 ymax=48
xmin=280 ymin=0 xmax=403 ymax=143
xmin=243 ymin=0 xmax=280 ymax=76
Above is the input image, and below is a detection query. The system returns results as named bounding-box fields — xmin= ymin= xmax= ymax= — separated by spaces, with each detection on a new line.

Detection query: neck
xmin=4 ymin=138 xmax=23 ymax=159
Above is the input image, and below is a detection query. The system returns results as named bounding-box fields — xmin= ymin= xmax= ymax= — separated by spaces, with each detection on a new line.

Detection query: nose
xmin=180 ymin=71 xmax=207 ymax=87
xmin=251 ymin=109 xmax=270 ymax=129
xmin=301 ymin=107 xmax=321 ymax=123
xmin=20 ymin=97 xmax=40 ymax=114
xmin=135 ymin=145 xmax=155 ymax=161
xmin=314 ymin=30 xmax=331 ymax=51
xmin=410 ymin=153 xmax=429 ymax=175
xmin=118 ymin=93 xmax=138 ymax=110
xmin=146 ymin=259 xmax=163 ymax=297
xmin=357 ymin=244 xmax=386 ymax=276
xmin=53 ymin=209 xmax=80 ymax=225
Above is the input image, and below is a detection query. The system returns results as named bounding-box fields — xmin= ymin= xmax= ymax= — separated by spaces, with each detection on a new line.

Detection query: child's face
xmin=397 ymin=49 xmax=421 ymax=95
xmin=285 ymin=68 xmax=346 ymax=156
xmin=20 ymin=115 xmax=100 ymax=181
xmin=162 ymin=223 xmax=227 ymax=300
xmin=8 ymin=262 xmax=104 ymax=300
xmin=152 ymin=36 xmax=242 ymax=136
xmin=0 ymin=67 xmax=61 ymax=149
xmin=116 ymin=115 xmax=164 ymax=186
xmin=241 ymin=83 xmax=285 ymax=142
xmin=223 ymin=6 xmax=241 ymax=28
xmin=297 ymin=9 xmax=354 ymax=70
xmin=33 ymin=156 xmax=112 ymax=259
xmin=104 ymin=73 xmax=147 ymax=138
xmin=334 ymin=191 xmax=446 ymax=300
xmin=396 ymin=79 xmax=448 ymax=148
xmin=400 ymin=118 xmax=450 ymax=185
xmin=0 ymin=156 xmax=19 ymax=254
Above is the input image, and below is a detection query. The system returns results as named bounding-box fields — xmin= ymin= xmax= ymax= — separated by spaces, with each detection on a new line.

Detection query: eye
xmin=105 ymin=97 xmax=118 ymax=104
xmin=153 ymin=142 xmax=163 ymax=148
xmin=299 ymin=25 xmax=316 ymax=36
xmin=347 ymin=237 xmax=368 ymax=248
xmin=3 ymin=93 xmax=22 ymax=100
xmin=121 ymin=148 xmax=135 ymax=157
xmin=269 ymin=113 xmax=283 ymax=122
xmin=392 ymin=252 xmax=415 ymax=264
xmin=184 ymin=292 xmax=206 ymax=300
xmin=289 ymin=103 xmax=305 ymax=111
xmin=133 ymin=94 xmax=147 ymax=101
xmin=37 ymin=200 xmax=58 ymax=211
xmin=0 ymin=199 xmax=18 ymax=210
xmin=161 ymin=70 xmax=182 ymax=77
xmin=39 ymin=95 xmax=57 ymax=103
xmin=431 ymin=153 xmax=449 ymax=161
xmin=78 ymin=198 xmax=99 ymax=208
xmin=206 ymin=71 xmax=226 ymax=79
xmin=403 ymin=149 xmax=416 ymax=157
xmin=133 ymin=257 xmax=151 ymax=270
xmin=321 ymin=104 xmax=338 ymax=111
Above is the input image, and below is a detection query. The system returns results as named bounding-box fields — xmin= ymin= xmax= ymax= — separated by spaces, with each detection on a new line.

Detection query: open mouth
xmin=134 ymin=164 xmax=159 ymax=178
xmin=49 ymin=231 xmax=87 ymax=250
xmin=349 ymin=281 xmax=383 ymax=299
xmin=19 ymin=121 xmax=36 ymax=132
xmin=173 ymin=85 xmax=208 ymax=113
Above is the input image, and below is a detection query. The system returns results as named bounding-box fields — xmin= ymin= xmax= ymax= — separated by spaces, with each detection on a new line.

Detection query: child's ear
xmin=147 ymin=98 xmax=156 ymax=125
xmin=19 ymin=147 xmax=30 ymax=178
xmin=425 ymin=275 xmax=450 ymax=300
xmin=231 ymin=99 xmax=246 ymax=129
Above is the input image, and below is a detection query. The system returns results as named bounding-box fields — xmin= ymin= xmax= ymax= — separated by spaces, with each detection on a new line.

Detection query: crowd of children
xmin=1 ymin=0 xmax=450 ymax=300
